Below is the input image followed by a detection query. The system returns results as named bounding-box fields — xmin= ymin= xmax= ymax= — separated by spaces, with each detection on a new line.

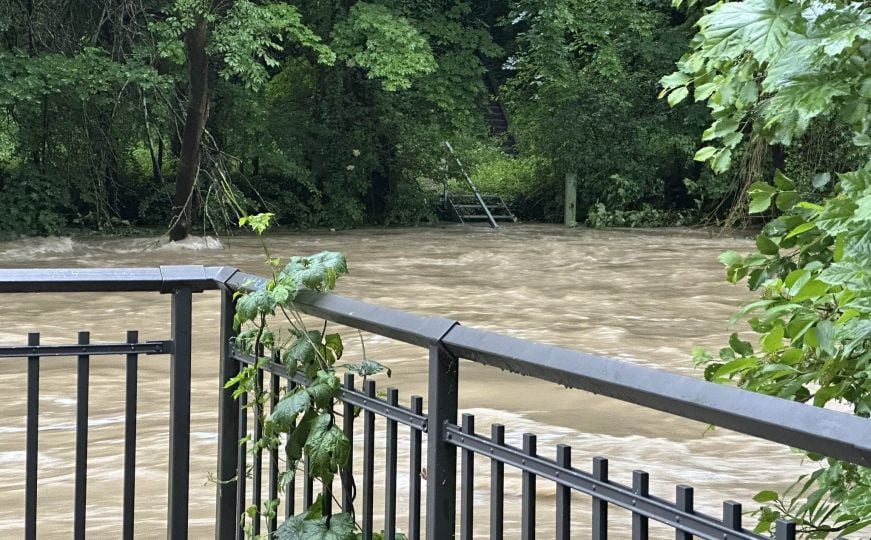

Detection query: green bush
xmin=0 ymin=165 xmax=71 ymax=236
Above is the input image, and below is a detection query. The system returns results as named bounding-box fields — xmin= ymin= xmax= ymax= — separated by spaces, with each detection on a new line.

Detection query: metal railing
xmin=0 ymin=265 xmax=869 ymax=540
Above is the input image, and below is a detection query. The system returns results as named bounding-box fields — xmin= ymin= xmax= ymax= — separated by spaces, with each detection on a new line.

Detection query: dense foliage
xmin=2 ymin=0 xmax=859 ymax=236
xmin=668 ymin=0 xmax=870 ymax=536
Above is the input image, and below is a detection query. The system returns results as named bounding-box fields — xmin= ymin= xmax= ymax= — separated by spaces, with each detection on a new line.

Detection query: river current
xmin=0 ymin=224 xmax=815 ymax=538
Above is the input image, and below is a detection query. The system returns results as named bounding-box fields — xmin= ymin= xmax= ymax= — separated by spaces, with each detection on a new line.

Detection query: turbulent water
xmin=0 ymin=225 xmax=815 ymax=538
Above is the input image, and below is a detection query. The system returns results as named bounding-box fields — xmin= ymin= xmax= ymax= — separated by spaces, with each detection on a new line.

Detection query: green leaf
xmin=698 ymin=0 xmax=800 ymax=63
xmin=761 ymin=324 xmax=784 ymax=353
xmin=306 ymin=370 xmax=341 ymax=408
xmin=748 ymin=182 xmax=776 ymax=214
xmin=693 ymin=146 xmax=718 ymax=161
xmin=343 ymin=358 xmax=391 ymax=377
xmin=272 ymin=388 xmax=311 ymax=430
xmin=812 ymin=172 xmax=831 ymax=189
xmin=853 ymin=133 xmax=871 ymax=147
xmin=287 ymin=409 xmax=318 ymax=463
xmin=729 ymin=333 xmax=754 ymax=356
xmin=833 ymin=233 xmax=846 ymax=261
xmin=816 ymin=199 xmax=858 ymax=235
xmin=240 ymin=212 xmax=275 ymax=234
xmin=793 ymin=279 xmax=828 ymax=301
xmin=276 ymin=511 xmax=356 ymax=540
xmin=780 ymin=347 xmax=803 ymax=365
xmin=774 ymin=190 xmax=799 ymax=211
xmin=285 ymin=331 xmax=323 ymax=373
xmin=694 ymin=82 xmax=717 ymax=101
xmin=305 ymin=413 xmax=351 ymax=486
xmin=281 ymin=252 xmax=348 ymax=292
xmin=711 ymin=148 xmax=732 ymax=173
xmin=773 ymin=170 xmax=794 ymax=190
xmin=753 ymin=490 xmax=780 ymax=503
xmin=784 ymin=268 xmax=807 ymax=289
xmin=755 ymin=234 xmax=779 ymax=255
xmin=701 ymin=118 xmax=739 ymax=141
xmin=323 ymin=333 xmax=343 ymax=364
xmin=815 ymin=320 xmax=836 ymax=355
xmin=713 ymin=357 xmax=759 ymax=379
xmin=660 ymin=72 xmax=691 ymax=89
xmin=819 ymin=262 xmax=868 ymax=287
xmin=838 ymin=169 xmax=870 ymax=195
xmin=787 ymin=269 xmax=812 ymax=297
xmin=667 ymin=86 xmax=689 ymax=107
xmin=273 ymin=284 xmax=293 ymax=304
xmin=784 ymin=222 xmax=815 ymax=239
xmin=718 ymin=250 xmax=742 ymax=266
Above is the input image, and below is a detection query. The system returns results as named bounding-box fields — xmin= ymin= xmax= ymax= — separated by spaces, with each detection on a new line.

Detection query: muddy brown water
xmin=0 ymin=225 xmax=815 ymax=538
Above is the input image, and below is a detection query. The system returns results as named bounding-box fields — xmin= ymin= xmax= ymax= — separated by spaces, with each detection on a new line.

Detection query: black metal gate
xmin=1 ymin=266 xmax=868 ymax=539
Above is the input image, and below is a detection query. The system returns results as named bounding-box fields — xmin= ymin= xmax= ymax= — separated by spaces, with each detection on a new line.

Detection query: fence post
xmin=564 ymin=173 xmax=577 ymax=227
xmin=215 ymin=288 xmax=240 ymax=540
xmin=426 ymin=344 xmax=459 ymax=539
xmin=168 ymin=287 xmax=192 ymax=540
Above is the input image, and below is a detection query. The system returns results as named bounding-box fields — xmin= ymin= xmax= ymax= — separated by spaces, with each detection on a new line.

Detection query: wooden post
xmin=564 ymin=173 xmax=577 ymax=226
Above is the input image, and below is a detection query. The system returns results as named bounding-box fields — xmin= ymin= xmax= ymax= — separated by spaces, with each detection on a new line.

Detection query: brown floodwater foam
xmin=0 ymin=224 xmax=814 ymax=538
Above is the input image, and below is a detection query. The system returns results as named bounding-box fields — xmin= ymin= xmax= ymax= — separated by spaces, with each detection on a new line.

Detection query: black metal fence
xmin=1 ymin=265 xmax=869 ymax=540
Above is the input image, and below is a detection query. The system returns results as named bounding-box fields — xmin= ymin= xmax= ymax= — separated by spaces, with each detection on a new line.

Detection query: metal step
xmin=454 ymin=204 xmax=509 ymax=209
xmin=456 ymin=213 xmax=512 ymax=218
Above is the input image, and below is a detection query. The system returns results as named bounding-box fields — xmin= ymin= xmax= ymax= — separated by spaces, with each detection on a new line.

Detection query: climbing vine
xmin=226 ymin=213 xmax=396 ymax=540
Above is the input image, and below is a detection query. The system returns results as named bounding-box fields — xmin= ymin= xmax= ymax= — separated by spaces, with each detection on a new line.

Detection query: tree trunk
xmin=169 ymin=17 xmax=209 ymax=241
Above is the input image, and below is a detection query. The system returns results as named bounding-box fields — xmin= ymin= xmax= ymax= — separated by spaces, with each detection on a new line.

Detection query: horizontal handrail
xmin=0 ymin=340 xmax=171 ymax=357
xmin=0 ymin=266 xmax=226 ymax=293
xmin=2 ymin=266 xmax=869 ymax=468
xmin=441 ymin=325 xmax=871 ymax=467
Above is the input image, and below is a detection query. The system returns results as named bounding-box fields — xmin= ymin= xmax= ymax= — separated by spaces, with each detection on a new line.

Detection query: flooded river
xmin=0 ymin=224 xmax=815 ymax=538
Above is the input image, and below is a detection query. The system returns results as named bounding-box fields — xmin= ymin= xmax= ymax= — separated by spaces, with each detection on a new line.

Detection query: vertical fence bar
xmin=168 ymin=287 xmax=192 ymax=540
xmin=268 ymin=372 xmax=280 ymax=535
xmin=384 ymin=388 xmax=399 ymax=539
xmin=631 ymin=471 xmax=649 ymax=540
xmin=25 ymin=332 xmax=39 ymax=540
xmin=408 ymin=395 xmax=423 ymax=540
xmin=236 ymin=391 xmax=248 ymax=540
xmin=555 ymin=444 xmax=570 ymax=540
xmin=323 ymin=381 xmax=333 ymax=518
xmin=285 ymin=380 xmax=297 ymax=520
xmin=521 ymin=433 xmax=537 ymax=540
xmin=74 ymin=331 xmax=90 ymax=540
xmin=426 ymin=344 xmax=458 ymax=540
xmin=489 ymin=424 xmax=504 ymax=540
xmin=460 ymin=414 xmax=475 ymax=540
xmin=216 ymin=289 xmax=240 ymax=540
xmin=123 ymin=330 xmax=139 ymax=540
xmin=775 ymin=520 xmax=796 ymax=540
xmin=723 ymin=501 xmax=741 ymax=532
xmin=675 ymin=485 xmax=694 ymax=540
xmin=252 ymin=367 xmax=264 ymax=537
xmin=362 ymin=379 xmax=376 ymax=540
xmin=303 ymin=456 xmax=313 ymax=509
xmin=342 ymin=374 xmax=355 ymax=514
xmin=592 ymin=457 xmax=608 ymax=540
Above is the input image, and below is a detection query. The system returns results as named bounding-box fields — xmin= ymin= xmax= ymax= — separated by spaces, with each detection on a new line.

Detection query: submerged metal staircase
xmin=446 ymin=192 xmax=516 ymax=225
xmin=443 ymin=141 xmax=517 ymax=228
